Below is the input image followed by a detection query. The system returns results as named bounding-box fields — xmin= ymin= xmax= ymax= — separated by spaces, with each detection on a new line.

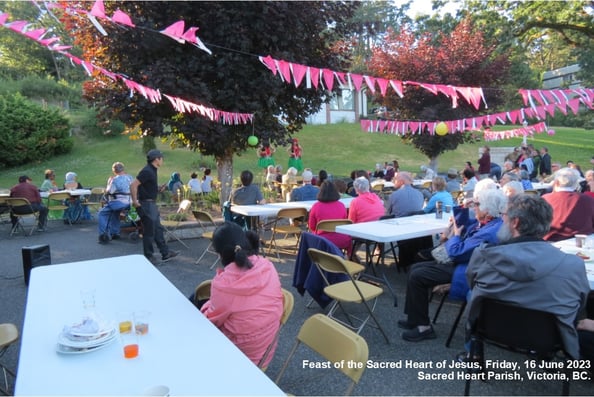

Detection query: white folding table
xmin=15 ymin=255 xmax=284 ymax=396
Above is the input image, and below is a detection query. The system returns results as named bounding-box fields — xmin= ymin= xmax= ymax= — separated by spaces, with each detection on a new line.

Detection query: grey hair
xmin=474 ymin=188 xmax=507 ymax=217
xmin=396 ymin=171 xmax=413 ymax=184
xmin=506 ymin=194 xmax=552 ymax=238
xmin=502 ymin=181 xmax=524 ymax=197
xmin=500 ymin=172 xmax=519 ymax=183
xmin=554 ymin=167 xmax=580 ymax=190
xmin=472 ymin=178 xmax=498 ymax=200
xmin=353 ymin=176 xmax=370 ymax=193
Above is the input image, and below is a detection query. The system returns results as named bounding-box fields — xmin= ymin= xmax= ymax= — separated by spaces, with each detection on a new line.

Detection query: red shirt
xmin=10 ymin=182 xmax=42 ymax=204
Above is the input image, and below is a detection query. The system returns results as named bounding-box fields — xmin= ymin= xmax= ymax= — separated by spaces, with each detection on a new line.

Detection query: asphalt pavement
xmin=1 ymin=217 xmax=592 ymax=396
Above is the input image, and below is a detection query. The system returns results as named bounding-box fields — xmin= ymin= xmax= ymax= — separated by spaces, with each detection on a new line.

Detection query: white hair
xmin=555 ymin=167 xmax=579 ymax=190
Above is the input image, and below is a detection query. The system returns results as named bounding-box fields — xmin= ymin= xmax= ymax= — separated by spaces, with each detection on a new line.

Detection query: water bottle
xmin=435 ymin=201 xmax=443 ymax=219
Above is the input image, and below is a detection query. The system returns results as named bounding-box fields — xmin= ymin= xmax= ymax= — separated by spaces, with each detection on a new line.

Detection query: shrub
xmin=0 ymin=93 xmax=73 ymax=168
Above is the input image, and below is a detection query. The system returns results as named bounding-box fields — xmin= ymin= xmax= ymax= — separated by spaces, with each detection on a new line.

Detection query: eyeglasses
xmin=468 ymin=201 xmax=480 ymax=208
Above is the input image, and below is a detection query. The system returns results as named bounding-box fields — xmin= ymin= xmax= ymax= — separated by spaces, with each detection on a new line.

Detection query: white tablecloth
xmin=552 ymin=236 xmax=594 ymax=289
xmin=15 ymin=255 xmax=284 ymax=396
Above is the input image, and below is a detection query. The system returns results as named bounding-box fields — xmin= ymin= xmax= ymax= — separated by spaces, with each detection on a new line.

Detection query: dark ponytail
xmin=212 ymin=222 xmax=258 ymax=268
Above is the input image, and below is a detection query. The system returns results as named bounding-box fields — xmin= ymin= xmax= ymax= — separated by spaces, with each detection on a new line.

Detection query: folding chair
xmin=161 ymin=199 xmax=192 ymax=248
xmin=464 ymin=298 xmax=570 ymax=396
xmin=5 ymin=198 xmax=40 ymax=236
xmin=430 ymin=283 xmax=467 ymax=347
xmin=315 ymin=219 xmax=352 ymax=255
xmin=267 ymin=207 xmax=308 ymax=259
xmin=192 ymin=279 xmax=212 ymax=309
xmin=46 ymin=192 xmax=71 ymax=224
xmin=0 ymin=323 xmax=18 ymax=396
xmin=83 ymin=187 xmax=106 ymax=214
xmin=275 ymin=314 xmax=369 ymax=396
xmin=192 ymin=210 xmax=221 ymax=268
xmin=258 ymin=288 xmax=295 ymax=371
xmin=307 ymin=248 xmax=390 ymax=343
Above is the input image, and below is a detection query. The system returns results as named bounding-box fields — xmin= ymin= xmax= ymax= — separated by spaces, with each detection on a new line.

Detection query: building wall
xmin=542 ymin=64 xmax=582 ymax=89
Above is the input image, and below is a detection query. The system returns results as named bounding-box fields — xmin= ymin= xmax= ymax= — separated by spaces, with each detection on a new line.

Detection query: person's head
xmin=375 ymin=163 xmax=382 ymax=170
xmin=392 ymin=160 xmax=399 ymax=171
xmin=318 ymin=170 xmax=328 ymax=185
xmin=317 ymin=180 xmax=340 ymax=202
xmin=191 ymin=172 xmax=198 ymax=179
xmin=431 ymin=176 xmax=446 ymax=192
xmin=44 ymin=169 xmax=55 ymax=180
xmin=65 ymin=172 xmax=77 ymax=183
xmin=204 ymin=168 xmax=211 ymax=176
xmin=462 ymin=169 xmax=475 ymax=180
xmin=275 ymin=165 xmax=283 ymax=173
xmin=585 ymin=169 xmax=594 ymax=184
xmin=146 ymin=149 xmax=164 ymax=165
xmin=394 ymin=171 xmax=413 ymax=188
xmin=473 ymin=178 xmax=498 ymax=195
xmin=18 ymin=175 xmax=31 ymax=184
xmin=551 ymin=163 xmax=561 ymax=173
xmin=497 ymin=194 xmax=553 ymax=242
xmin=239 ymin=170 xmax=254 ymax=186
xmin=553 ymin=167 xmax=580 ymax=191
xmin=502 ymin=181 xmax=524 ymax=197
xmin=112 ymin=162 xmax=125 ymax=174
xmin=333 ymin=179 xmax=347 ymax=194
xmin=355 ymin=169 xmax=369 ymax=180
xmin=301 ymin=170 xmax=313 ymax=184
xmin=483 ymin=145 xmax=490 ymax=153
xmin=540 ymin=146 xmax=548 ymax=155
xmin=503 ymin=161 xmax=513 ymax=171
xmin=420 ymin=165 xmax=428 ymax=172
xmin=267 ymin=165 xmax=275 ymax=174
xmin=212 ymin=222 xmax=259 ymax=268
xmin=171 ymin=172 xmax=181 ymax=181
xmin=447 ymin=168 xmax=458 ymax=180
xmin=287 ymin=167 xmax=297 ymax=176
xmin=472 ymin=188 xmax=507 ymax=222
xmin=465 ymin=161 xmax=473 ymax=169
xmin=520 ymin=170 xmax=530 ymax=181
xmin=353 ymin=176 xmax=370 ymax=193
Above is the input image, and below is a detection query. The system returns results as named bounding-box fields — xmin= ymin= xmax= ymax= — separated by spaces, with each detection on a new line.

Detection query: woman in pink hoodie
xmin=201 ymin=222 xmax=283 ymax=368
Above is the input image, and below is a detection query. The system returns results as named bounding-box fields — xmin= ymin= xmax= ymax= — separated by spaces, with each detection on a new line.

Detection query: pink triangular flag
xmin=363 ymin=75 xmax=376 ymax=94
xmin=291 ymin=63 xmax=307 ymax=88
xmin=376 ymin=78 xmax=389 ymax=96
xmin=277 ymin=60 xmax=292 ymax=83
xmin=349 ymin=74 xmax=363 ymax=91
xmin=161 ymin=21 xmax=185 ymax=42
xmin=112 ymin=10 xmax=135 ymax=27
xmin=259 ymin=56 xmax=277 ymax=75
xmin=389 ymin=80 xmax=403 ymax=98
xmin=90 ymin=0 xmax=106 ymax=18
xmin=322 ymin=69 xmax=335 ymax=91
xmin=309 ymin=67 xmax=320 ymax=89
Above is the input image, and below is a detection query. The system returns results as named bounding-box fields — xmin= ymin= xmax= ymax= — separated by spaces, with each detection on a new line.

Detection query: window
xmin=329 ymin=89 xmax=354 ymax=111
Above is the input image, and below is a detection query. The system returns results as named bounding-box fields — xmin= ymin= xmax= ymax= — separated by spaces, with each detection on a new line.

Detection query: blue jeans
xmin=98 ymin=201 xmax=129 ymax=236
xmin=137 ymin=201 xmax=170 ymax=259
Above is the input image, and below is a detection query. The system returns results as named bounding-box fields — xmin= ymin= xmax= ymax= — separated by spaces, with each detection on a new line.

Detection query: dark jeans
xmin=137 ymin=200 xmax=170 ymax=259
xmin=11 ymin=203 xmax=48 ymax=228
xmin=403 ymin=260 xmax=454 ymax=327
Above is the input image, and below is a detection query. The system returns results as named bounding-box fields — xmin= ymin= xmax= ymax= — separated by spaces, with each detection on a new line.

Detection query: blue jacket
xmin=424 ymin=190 xmax=454 ymax=213
xmin=290 ymin=184 xmax=319 ymax=201
xmin=445 ymin=217 xmax=503 ymax=299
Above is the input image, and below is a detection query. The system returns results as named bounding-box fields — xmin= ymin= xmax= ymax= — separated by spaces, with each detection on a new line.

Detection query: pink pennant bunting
xmin=291 ymin=63 xmax=307 ymax=88
xmin=349 ymin=74 xmax=363 ymax=91
xmin=309 ymin=67 xmax=320 ymax=89
xmin=567 ymin=99 xmax=581 ymax=114
xmin=322 ymin=69 xmax=335 ymax=91
xmin=112 ymin=10 xmax=135 ymax=27
xmin=7 ymin=20 xmax=28 ymax=33
xmin=0 ymin=13 xmax=9 ymax=25
xmin=389 ymin=80 xmax=403 ymax=98
xmin=364 ymin=75 xmax=376 ymax=94
xmin=277 ymin=60 xmax=292 ymax=84
xmin=376 ymin=78 xmax=389 ymax=96
xmin=90 ymin=0 xmax=106 ymax=18
xmin=259 ymin=56 xmax=277 ymax=75
xmin=161 ymin=21 xmax=185 ymax=43
xmin=24 ymin=28 xmax=46 ymax=40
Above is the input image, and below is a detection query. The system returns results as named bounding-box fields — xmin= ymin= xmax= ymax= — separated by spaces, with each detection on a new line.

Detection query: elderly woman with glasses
xmin=399 ymin=188 xmax=508 ymax=342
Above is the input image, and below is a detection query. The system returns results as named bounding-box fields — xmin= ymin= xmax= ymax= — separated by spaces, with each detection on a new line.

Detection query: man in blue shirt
xmin=289 ymin=170 xmax=319 ymax=201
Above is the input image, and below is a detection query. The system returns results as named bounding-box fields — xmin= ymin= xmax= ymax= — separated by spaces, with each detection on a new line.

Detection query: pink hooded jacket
xmin=201 ymin=255 xmax=283 ymax=368
xmin=348 ymin=191 xmax=385 ymax=223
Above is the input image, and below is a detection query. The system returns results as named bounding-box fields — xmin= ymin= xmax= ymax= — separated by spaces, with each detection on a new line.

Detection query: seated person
xmin=62 ymin=171 xmax=91 ymax=222
xmin=461 ymin=168 xmax=478 ymax=192
xmin=308 ymin=180 xmax=351 ymax=254
xmin=9 ymin=175 xmax=49 ymax=232
xmin=399 ymin=188 xmax=506 ymax=342
xmin=423 ymin=176 xmax=454 ymax=213
xmin=289 ymin=170 xmax=319 ymax=201
xmin=445 ymin=168 xmax=460 ymax=193
xmin=420 ymin=165 xmax=435 ymax=180
xmin=520 ymin=169 xmax=533 ymax=190
xmin=498 ymin=171 xmax=519 ymax=187
xmin=39 ymin=169 xmax=59 ymax=192
xmin=265 ymin=165 xmax=278 ymax=192
xmin=201 ymin=222 xmax=283 ymax=368
xmin=188 ymin=172 xmax=203 ymax=196
xmin=281 ymin=167 xmax=298 ymax=201
xmin=577 ymin=315 xmax=594 ymax=364
xmin=387 ymin=172 xmax=424 ymax=218
xmin=167 ymin=172 xmax=184 ymax=202
xmin=542 ymin=167 xmax=594 ymax=241
xmin=229 ymin=170 xmax=266 ymax=229
xmin=383 ymin=163 xmax=395 ymax=181
xmin=501 ymin=180 xmax=524 ymax=197
xmin=201 ymin=168 xmax=213 ymax=194
xmin=465 ymin=194 xmax=590 ymax=360
xmin=372 ymin=163 xmax=385 ymax=179
xmin=97 ymin=162 xmax=134 ymax=243
xmin=348 ymin=176 xmax=385 ymax=224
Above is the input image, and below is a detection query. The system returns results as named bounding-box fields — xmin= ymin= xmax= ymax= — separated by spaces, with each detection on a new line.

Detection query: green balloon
xmin=248 ymin=135 xmax=259 ymax=146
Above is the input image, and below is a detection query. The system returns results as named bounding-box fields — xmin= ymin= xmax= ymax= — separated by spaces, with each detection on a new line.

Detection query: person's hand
xmin=577 ymin=318 xmax=594 ymax=332
xmin=452 ymin=220 xmax=464 ymax=237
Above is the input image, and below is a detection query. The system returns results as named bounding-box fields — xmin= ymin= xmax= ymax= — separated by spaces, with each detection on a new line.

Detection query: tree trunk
xmin=429 ymin=156 xmax=439 ymax=172
xmin=216 ymin=152 xmax=234 ymax=207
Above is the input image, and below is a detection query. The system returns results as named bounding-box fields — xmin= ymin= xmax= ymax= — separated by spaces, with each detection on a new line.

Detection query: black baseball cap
xmin=146 ymin=149 xmax=164 ymax=162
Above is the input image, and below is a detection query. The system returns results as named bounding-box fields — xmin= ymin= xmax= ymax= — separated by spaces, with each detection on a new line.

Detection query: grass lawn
xmin=0 ymin=122 xmax=592 ymax=190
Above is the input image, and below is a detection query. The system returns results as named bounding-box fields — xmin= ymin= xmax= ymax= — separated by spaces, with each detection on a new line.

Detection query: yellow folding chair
xmin=193 ymin=210 xmax=221 ymax=268
xmin=5 ymin=198 xmax=40 ymax=236
xmin=258 ymin=288 xmax=295 ymax=370
xmin=161 ymin=199 xmax=192 ymax=248
xmin=267 ymin=207 xmax=308 ymax=259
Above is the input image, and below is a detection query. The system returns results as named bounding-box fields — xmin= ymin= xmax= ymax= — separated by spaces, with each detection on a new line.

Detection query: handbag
xmin=431 ymin=244 xmax=453 ymax=265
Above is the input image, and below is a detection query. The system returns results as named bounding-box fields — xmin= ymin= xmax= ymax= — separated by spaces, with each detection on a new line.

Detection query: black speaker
xmin=22 ymin=244 xmax=51 ymax=286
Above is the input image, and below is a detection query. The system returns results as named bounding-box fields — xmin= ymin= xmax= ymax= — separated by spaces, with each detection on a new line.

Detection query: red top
xmin=10 ymin=182 xmax=42 ymax=204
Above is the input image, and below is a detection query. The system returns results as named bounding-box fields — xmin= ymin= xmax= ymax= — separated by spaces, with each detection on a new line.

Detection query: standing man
xmin=539 ymin=146 xmax=552 ymax=179
xmin=10 ymin=175 xmax=49 ymax=232
xmin=130 ymin=149 xmax=179 ymax=264
xmin=97 ymin=162 xmax=134 ymax=244
xmin=477 ymin=146 xmax=491 ymax=180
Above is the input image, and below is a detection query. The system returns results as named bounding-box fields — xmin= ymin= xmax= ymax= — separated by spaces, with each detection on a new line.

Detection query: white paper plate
xmin=58 ymin=328 xmax=116 ymax=348
xmin=68 ymin=319 xmax=115 ymax=337
xmin=56 ymin=337 xmax=115 ymax=355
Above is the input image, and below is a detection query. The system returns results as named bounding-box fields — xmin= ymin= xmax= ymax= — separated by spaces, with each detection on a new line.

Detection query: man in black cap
xmin=9 ymin=175 xmax=49 ymax=232
xmin=130 ymin=150 xmax=179 ymax=264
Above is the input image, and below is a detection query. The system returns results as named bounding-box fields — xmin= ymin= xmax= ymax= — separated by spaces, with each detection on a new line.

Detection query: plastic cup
xmin=445 ymin=205 xmax=452 ymax=213
xmin=134 ymin=310 xmax=151 ymax=335
xmin=117 ymin=311 xmax=134 ymax=334
xmin=120 ymin=330 xmax=139 ymax=359
xmin=575 ymin=234 xmax=587 ymax=248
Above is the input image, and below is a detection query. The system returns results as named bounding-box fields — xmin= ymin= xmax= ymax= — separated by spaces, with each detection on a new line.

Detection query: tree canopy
xmin=62 ymin=1 xmax=359 ymax=200
xmin=367 ymin=18 xmax=511 ymax=164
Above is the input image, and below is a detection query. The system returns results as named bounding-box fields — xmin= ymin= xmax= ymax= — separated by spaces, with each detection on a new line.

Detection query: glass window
xmin=329 ymin=89 xmax=354 ymax=111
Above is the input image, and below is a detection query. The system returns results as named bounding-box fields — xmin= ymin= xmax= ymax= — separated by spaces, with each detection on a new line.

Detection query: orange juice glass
xmin=123 ymin=343 xmax=139 ymax=359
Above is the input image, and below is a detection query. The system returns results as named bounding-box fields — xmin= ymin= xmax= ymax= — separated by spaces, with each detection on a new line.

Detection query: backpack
xmin=222 ymin=201 xmax=247 ymax=229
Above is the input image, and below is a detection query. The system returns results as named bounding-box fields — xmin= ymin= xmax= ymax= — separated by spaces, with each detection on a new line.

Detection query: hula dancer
xmin=257 ymin=141 xmax=275 ymax=172
xmin=287 ymin=138 xmax=303 ymax=172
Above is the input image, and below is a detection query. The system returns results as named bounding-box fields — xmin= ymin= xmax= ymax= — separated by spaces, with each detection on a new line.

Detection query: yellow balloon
xmin=435 ymin=122 xmax=448 ymax=136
